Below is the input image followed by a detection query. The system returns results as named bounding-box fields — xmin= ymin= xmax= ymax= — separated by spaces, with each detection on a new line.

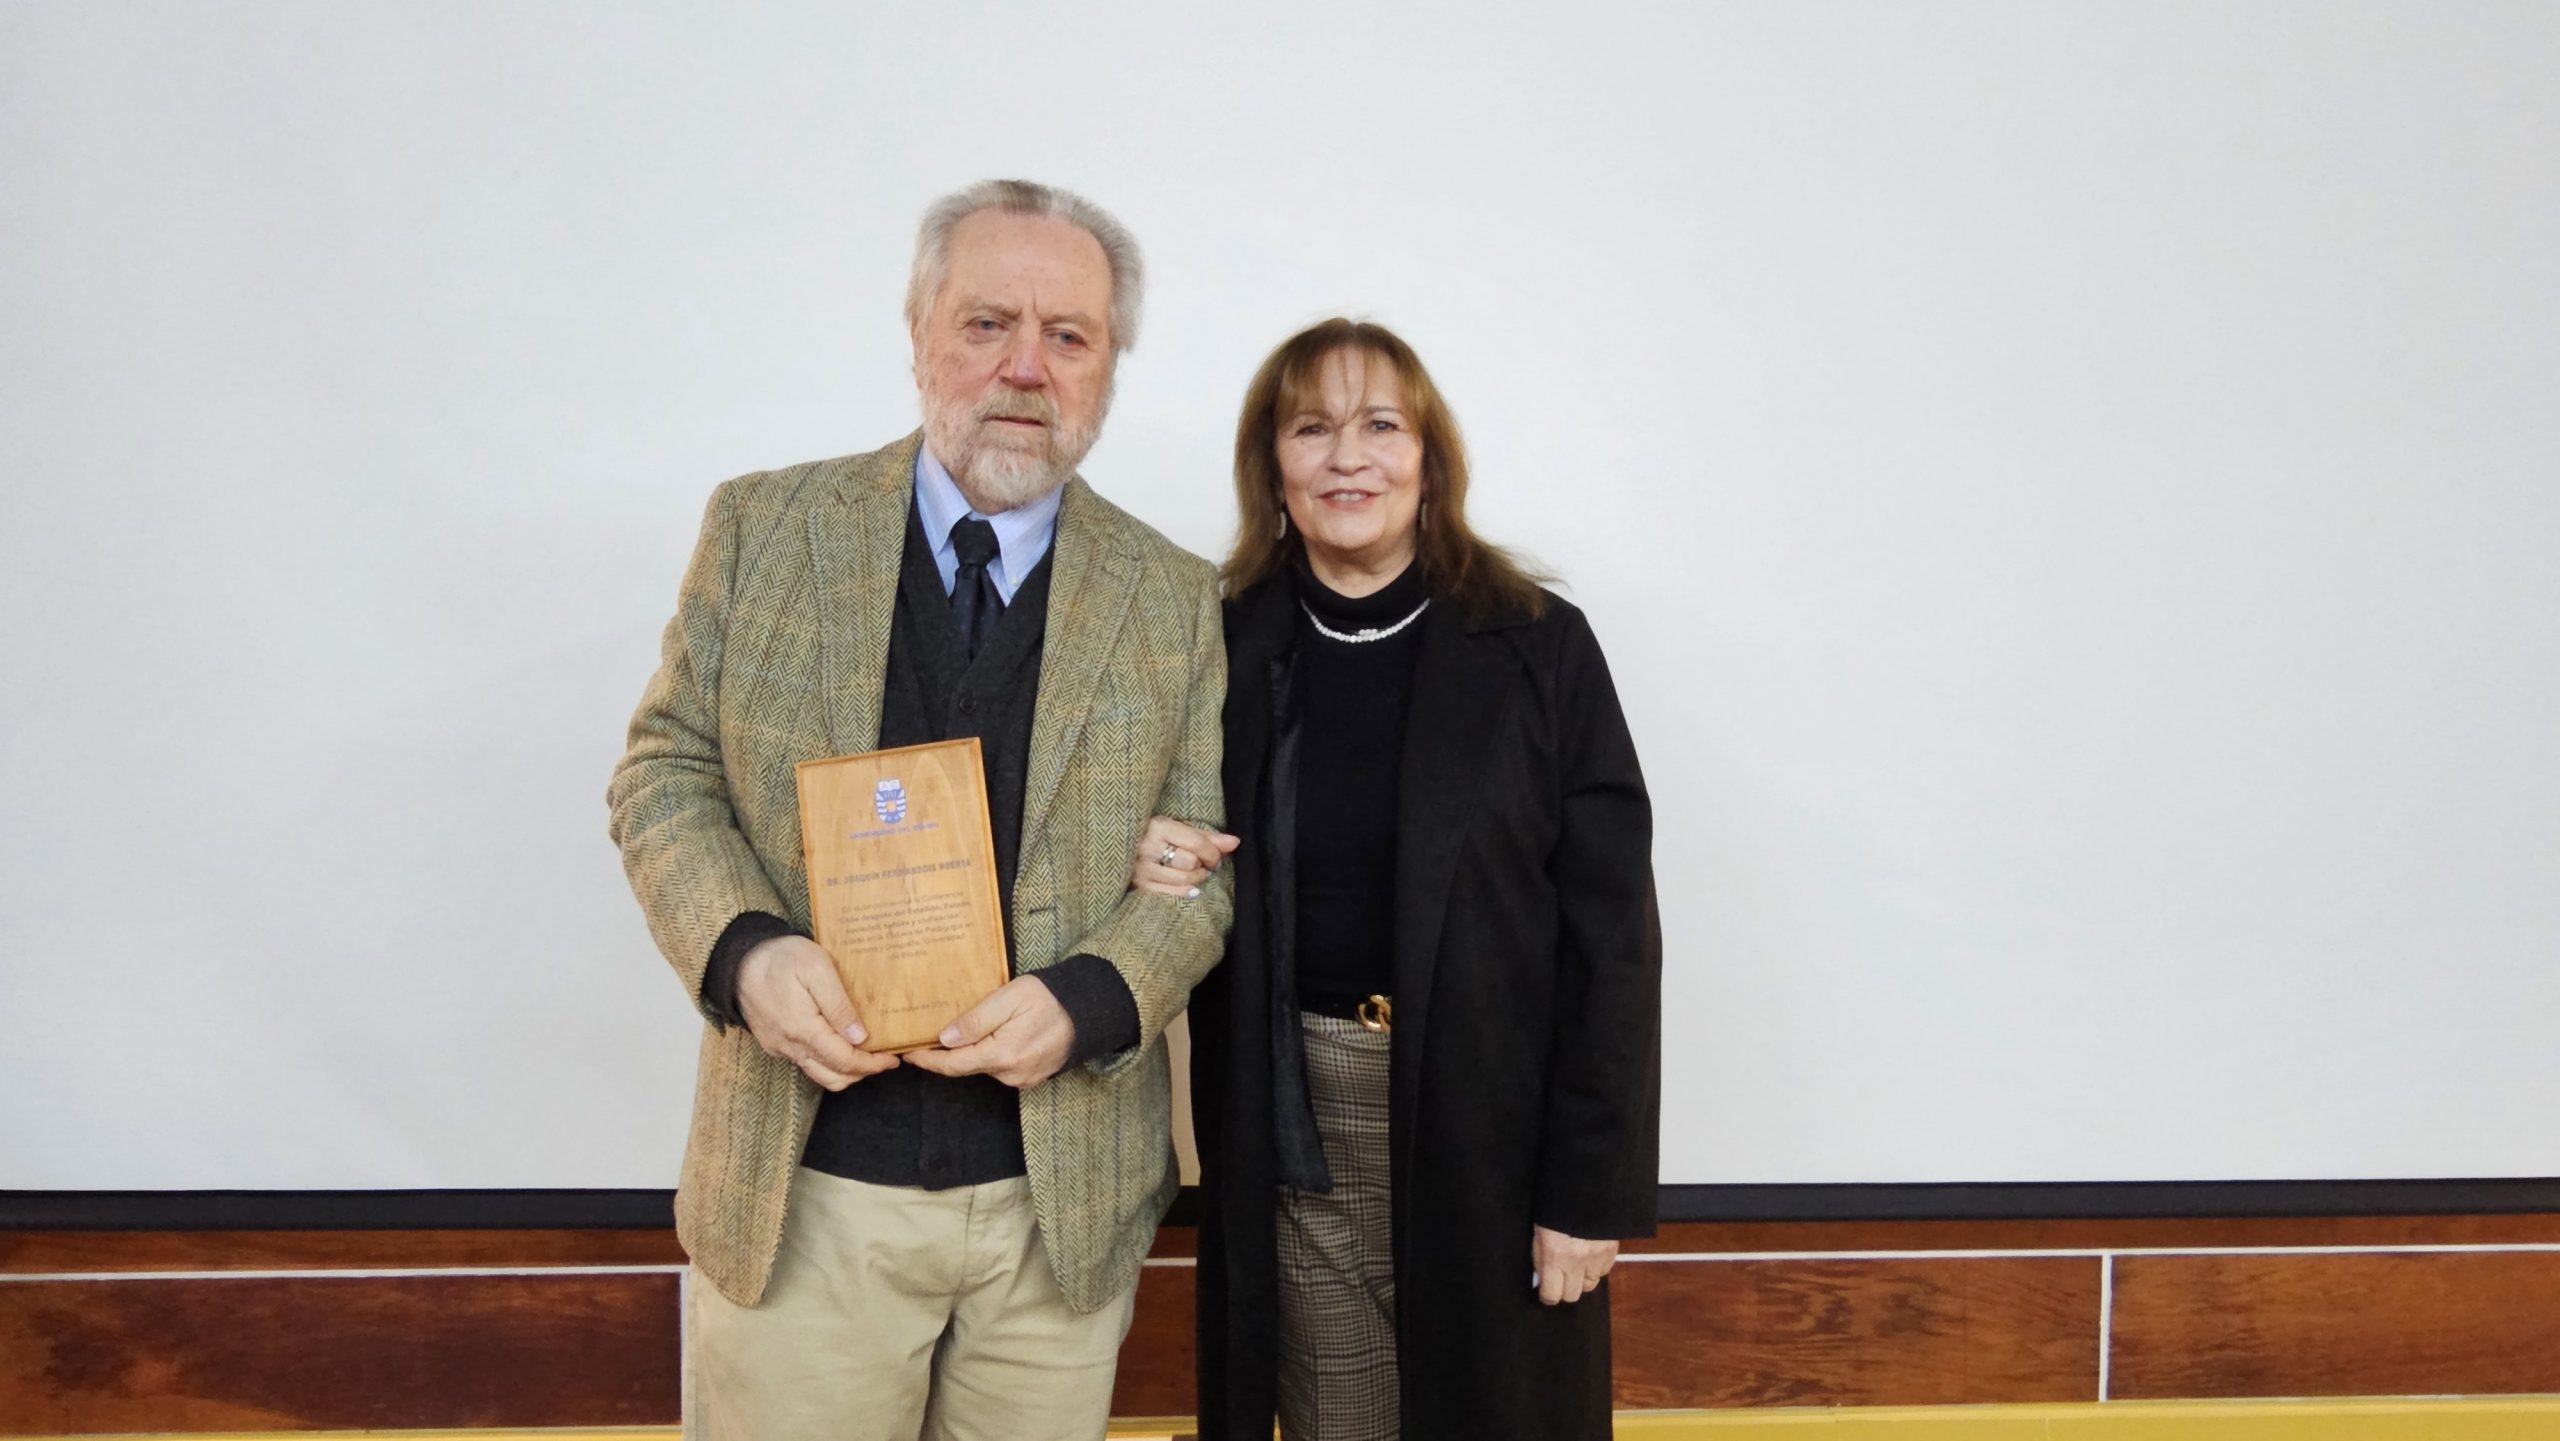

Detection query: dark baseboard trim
xmin=1654 ymin=1178 xmax=2560 ymax=1223
xmin=6 ymin=1178 xmax=2557 ymax=1231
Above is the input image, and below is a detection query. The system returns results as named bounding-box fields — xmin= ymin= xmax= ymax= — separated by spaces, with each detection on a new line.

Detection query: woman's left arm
xmin=1532 ymin=605 xmax=1664 ymax=1251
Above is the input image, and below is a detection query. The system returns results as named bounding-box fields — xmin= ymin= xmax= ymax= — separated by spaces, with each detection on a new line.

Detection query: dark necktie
xmin=948 ymin=517 xmax=1004 ymax=659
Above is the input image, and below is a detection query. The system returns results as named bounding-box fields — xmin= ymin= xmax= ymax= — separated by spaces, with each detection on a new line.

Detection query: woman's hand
xmin=1531 ymin=1225 xmax=1620 ymax=1305
xmin=1130 ymin=814 xmax=1241 ymax=897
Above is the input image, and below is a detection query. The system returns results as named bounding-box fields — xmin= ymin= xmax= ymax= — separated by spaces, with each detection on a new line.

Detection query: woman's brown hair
xmin=1220 ymin=318 xmax=1548 ymax=619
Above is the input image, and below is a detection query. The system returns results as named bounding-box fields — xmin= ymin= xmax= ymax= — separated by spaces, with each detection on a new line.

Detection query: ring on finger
xmin=1157 ymin=843 xmax=1179 ymax=867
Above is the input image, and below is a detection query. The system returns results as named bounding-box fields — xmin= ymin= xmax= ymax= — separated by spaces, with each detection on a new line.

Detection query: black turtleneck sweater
xmin=1291 ymin=554 xmax=1429 ymax=1001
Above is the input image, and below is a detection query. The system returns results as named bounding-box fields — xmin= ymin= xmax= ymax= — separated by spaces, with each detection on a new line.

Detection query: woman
xmin=1132 ymin=319 xmax=1660 ymax=1441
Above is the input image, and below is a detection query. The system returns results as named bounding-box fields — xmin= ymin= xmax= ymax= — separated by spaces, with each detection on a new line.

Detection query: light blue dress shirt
xmin=912 ymin=444 xmax=1062 ymax=603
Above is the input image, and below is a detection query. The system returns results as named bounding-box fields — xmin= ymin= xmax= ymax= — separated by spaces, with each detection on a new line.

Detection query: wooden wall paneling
xmin=0 ymin=1272 xmax=679 ymax=1435
xmin=0 ymin=1228 xmax=686 ymax=1274
xmin=2110 ymin=1251 xmax=2560 ymax=1399
xmin=1110 ymin=1263 xmax=1197 ymax=1418
xmin=10 ymin=1211 xmax=2559 ymax=1273
xmin=13 ymin=1216 xmax=2560 ymax=1433
xmin=1608 ymin=1256 xmax=2103 ymax=1408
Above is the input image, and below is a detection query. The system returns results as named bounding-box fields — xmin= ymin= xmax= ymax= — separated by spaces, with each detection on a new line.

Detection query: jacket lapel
xmin=1221 ymin=580 xmax=1297 ymax=844
xmin=1019 ymin=478 xmax=1137 ymax=849
xmin=1390 ymin=603 xmax=1516 ymax=1129
xmin=806 ymin=436 xmax=916 ymax=754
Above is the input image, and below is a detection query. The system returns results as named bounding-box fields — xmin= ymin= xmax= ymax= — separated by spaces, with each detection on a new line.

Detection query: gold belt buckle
xmin=1355 ymin=994 xmax=1393 ymax=1034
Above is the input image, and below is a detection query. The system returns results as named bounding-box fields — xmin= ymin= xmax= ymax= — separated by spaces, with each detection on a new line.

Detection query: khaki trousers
xmin=685 ymin=1167 xmax=1137 ymax=1441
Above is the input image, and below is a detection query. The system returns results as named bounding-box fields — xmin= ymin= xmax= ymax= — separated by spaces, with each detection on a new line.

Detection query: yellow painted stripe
xmin=1612 ymin=1399 xmax=2560 ymax=1438
xmin=24 ymin=1401 xmax=2560 ymax=1440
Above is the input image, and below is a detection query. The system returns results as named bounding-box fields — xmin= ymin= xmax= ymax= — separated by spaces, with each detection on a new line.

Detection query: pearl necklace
xmin=1301 ymin=596 xmax=1430 ymax=644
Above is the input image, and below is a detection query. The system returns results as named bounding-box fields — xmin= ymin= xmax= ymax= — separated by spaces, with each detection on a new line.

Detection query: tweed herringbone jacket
xmin=607 ymin=433 xmax=1231 ymax=1311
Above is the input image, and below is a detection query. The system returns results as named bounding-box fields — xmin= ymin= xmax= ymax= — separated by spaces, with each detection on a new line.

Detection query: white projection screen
xmin=4 ymin=2 xmax=2557 ymax=1195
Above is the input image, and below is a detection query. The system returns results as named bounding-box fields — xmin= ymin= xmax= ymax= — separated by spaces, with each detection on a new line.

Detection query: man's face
xmin=913 ymin=210 xmax=1117 ymax=512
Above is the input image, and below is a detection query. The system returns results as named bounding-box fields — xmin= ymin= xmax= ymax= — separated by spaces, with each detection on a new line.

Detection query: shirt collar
xmin=913 ymin=443 xmax=1064 ymax=602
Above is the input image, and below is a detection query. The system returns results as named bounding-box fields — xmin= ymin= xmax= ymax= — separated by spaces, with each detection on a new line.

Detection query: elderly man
xmin=608 ymin=179 xmax=1228 ymax=1441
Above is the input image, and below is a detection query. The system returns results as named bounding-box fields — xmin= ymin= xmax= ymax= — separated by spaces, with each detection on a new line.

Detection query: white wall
xmin=4 ymin=0 xmax=2556 ymax=1189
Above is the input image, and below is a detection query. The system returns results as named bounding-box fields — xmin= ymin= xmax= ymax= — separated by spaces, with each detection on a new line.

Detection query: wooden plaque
xmin=794 ymin=738 xmax=1010 ymax=1053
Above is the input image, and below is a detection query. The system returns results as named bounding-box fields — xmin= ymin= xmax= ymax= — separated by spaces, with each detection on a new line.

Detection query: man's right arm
xmin=605 ymin=480 xmax=900 ymax=1090
xmin=605 ymin=480 xmax=795 ymax=1022
xmin=701 ymin=911 xmax=802 ymax=1028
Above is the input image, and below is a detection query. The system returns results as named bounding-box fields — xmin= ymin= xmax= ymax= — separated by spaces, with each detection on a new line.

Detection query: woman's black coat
xmin=1191 ymin=573 xmax=1661 ymax=1441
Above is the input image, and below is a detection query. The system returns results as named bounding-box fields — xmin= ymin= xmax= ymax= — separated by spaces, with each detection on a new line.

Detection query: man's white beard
xmin=921 ymin=378 xmax=1111 ymax=512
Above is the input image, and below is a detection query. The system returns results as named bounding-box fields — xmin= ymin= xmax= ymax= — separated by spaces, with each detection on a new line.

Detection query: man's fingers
xmin=1538 ymin=1265 xmax=1567 ymax=1306
xmin=814 ymin=995 xmax=868 ymax=1048
xmin=906 ymin=1017 xmax=1017 ymax=1079
xmin=793 ymin=1046 xmax=899 ymax=1091
xmin=909 ymin=1030 xmax=1048 ymax=1088
xmin=791 ymin=1021 xmax=866 ymax=1074
xmin=842 ymin=1047 xmax=900 ymax=1078
xmin=905 ymin=977 xmax=1071 ymax=1091
xmin=937 ymin=983 xmax=1027 ymax=1051
xmin=798 ymin=962 xmax=869 ymax=1047
xmin=738 ymin=936 xmax=875 ymax=1059
xmin=905 ymin=988 xmax=1016 ymax=1076
xmin=915 ymin=1047 xmax=1026 ymax=1088
xmin=799 ymin=1027 xmax=869 ymax=1066
xmin=786 ymin=982 xmax=867 ymax=1072
xmin=903 ymin=1041 xmax=992 ymax=1077
xmin=796 ymin=1056 xmax=857 ymax=1091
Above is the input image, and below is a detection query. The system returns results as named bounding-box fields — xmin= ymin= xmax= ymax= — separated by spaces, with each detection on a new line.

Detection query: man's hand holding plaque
xmin=903 ymin=975 xmax=1080 ymax=1089
xmin=795 ymin=739 xmax=1015 ymax=1059
xmin=733 ymin=935 xmax=901 ymax=1091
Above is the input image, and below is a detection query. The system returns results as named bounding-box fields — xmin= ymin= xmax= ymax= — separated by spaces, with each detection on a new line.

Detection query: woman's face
xmin=1275 ymin=348 xmax=1425 ymax=587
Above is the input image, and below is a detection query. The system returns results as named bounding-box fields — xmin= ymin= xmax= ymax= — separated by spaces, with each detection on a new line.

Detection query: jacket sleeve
xmin=1531 ymin=605 xmax=1663 ymax=1239
xmin=1059 ymin=569 xmax=1235 ymax=1077
xmin=605 ymin=480 xmax=794 ymax=1024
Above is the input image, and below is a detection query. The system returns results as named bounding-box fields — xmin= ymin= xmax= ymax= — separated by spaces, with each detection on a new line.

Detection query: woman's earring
xmin=1277 ymin=509 xmax=1289 ymax=539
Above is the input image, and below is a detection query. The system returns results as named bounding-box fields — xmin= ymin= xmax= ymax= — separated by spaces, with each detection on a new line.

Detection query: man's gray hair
xmin=906 ymin=179 xmax=1145 ymax=353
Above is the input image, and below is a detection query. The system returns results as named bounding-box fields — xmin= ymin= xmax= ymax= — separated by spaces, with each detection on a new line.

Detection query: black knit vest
xmin=799 ymin=499 xmax=1052 ymax=1188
